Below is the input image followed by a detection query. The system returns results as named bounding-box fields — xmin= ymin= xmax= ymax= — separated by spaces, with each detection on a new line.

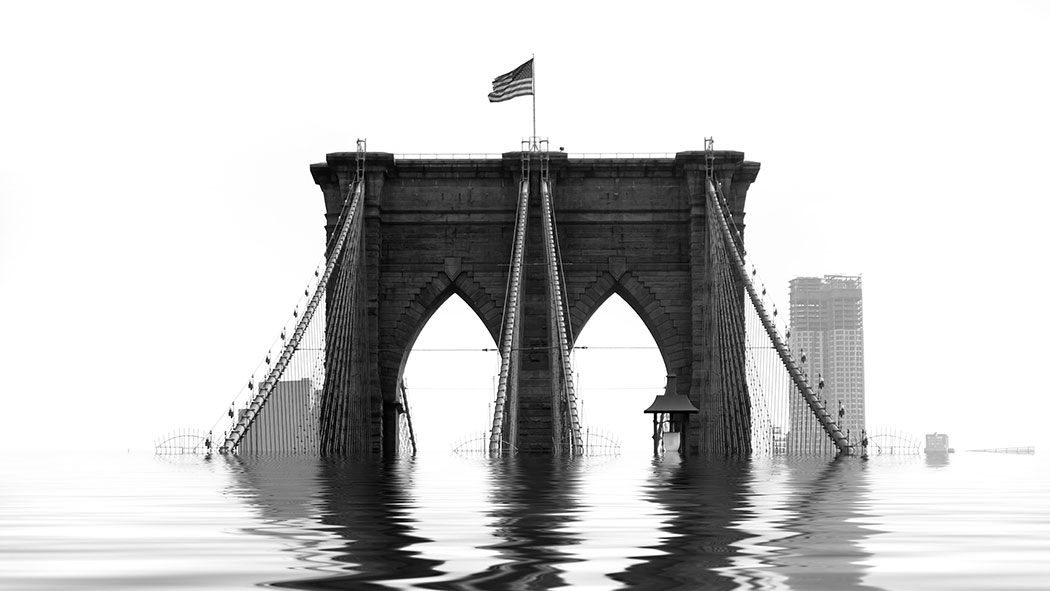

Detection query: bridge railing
xmin=566 ymin=152 xmax=677 ymax=159
xmin=219 ymin=179 xmax=364 ymax=454
xmin=215 ymin=141 xmax=369 ymax=455
xmin=209 ymin=269 xmax=325 ymax=447
xmin=706 ymin=176 xmax=852 ymax=455
xmin=390 ymin=152 xmax=679 ymax=160
xmin=393 ymin=153 xmax=504 ymax=160
xmin=488 ymin=170 xmax=530 ymax=454
xmin=540 ymin=174 xmax=584 ymax=455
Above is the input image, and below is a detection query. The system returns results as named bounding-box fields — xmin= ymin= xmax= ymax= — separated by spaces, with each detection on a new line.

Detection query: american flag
xmin=488 ymin=59 xmax=534 ymax=103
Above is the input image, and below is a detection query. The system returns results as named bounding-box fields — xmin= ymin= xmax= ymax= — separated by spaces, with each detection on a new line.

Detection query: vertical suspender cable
xmin=539 ymin=150 xmax=583 ymax=455
xmin=706 ymin=178 xmax=850 ymax=455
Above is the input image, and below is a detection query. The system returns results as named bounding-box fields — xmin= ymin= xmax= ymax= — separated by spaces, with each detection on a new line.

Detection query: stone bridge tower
xmin=310 ymin=149 xmax=760 ymax=456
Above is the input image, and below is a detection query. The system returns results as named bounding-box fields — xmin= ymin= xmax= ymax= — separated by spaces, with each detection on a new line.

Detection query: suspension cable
xmin=704 ymin=167 xmax=851 ymax=455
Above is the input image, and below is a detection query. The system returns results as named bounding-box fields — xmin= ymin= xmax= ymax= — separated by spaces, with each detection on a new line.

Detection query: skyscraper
xmin=787 ymin=275 xmax=865 ymax=452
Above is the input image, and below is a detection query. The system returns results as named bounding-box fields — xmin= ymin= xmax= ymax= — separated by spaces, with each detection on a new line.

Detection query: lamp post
xmin=643 ymin=376 xmax=699 ymax=456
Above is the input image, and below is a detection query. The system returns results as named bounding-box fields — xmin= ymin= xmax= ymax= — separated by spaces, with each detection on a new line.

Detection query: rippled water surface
xmin=2 ymin=450 xmax=1048 ymax=590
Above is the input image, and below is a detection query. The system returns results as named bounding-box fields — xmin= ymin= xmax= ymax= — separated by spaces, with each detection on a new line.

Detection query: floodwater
xmin=2 ymin=450 xmax=1048 ymax=590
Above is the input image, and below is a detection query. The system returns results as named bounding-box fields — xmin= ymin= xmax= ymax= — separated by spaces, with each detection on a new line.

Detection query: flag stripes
xmin=488 ymin=59 xmax=534 ymax=103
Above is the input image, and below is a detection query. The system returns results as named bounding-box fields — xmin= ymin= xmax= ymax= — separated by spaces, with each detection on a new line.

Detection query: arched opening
xmin=572 ymin=293 xmax=666 ymax=457
xmin=401 ymin=294 xmax=500 ymax=455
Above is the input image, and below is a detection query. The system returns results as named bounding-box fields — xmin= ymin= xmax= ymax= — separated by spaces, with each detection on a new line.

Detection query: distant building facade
xmin=238 ymin=377 xmax=321 ymax=454
xmin=924 ymin=432 xmax=951 ymax=454
xmin=787 ymin=275 xmax=865 ymax=452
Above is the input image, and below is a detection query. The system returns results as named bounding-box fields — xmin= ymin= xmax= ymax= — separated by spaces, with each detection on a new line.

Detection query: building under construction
xmin=787 ymin=275 xmax=865 ymax=452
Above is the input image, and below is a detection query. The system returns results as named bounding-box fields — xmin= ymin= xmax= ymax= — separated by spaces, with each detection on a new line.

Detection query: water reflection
xmin=224 ymin=453 xmax=887 ymax=590
xmin=443 ymin=456 xmax=582 ymax=590
xmin=224 ymin=454 xmax=339 ymax=580
xmin=755 ymin=457 xmax=886 ymax=591
xmin=227 ymin=456 xmax=443 ymax=589
xmin=305 ymin=459 xmax=446 ymax=588
xmin=925 ymin=452 xmax=951 ymax=468
xmin=609 ymin=454 xmax=751 ymax=590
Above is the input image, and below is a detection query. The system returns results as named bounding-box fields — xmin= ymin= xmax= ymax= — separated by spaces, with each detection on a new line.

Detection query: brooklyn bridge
xmin=203 ymin=140 xmax=855 ymax=458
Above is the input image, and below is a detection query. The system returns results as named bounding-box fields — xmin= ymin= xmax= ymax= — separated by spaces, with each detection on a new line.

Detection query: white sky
xmin=2 ymin=1 xmax=1048 ymax=453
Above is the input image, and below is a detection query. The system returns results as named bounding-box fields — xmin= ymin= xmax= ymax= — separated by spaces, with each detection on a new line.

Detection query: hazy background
xmin=2 ymin=1 xmax=1047 ymax=453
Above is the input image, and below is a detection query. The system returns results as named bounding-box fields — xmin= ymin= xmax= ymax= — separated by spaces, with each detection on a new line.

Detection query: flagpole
xmin=531 ymin=54 xmax=537 ymax=150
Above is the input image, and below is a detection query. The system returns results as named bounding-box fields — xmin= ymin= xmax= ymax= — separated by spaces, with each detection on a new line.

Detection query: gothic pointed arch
xmin=569 ymin=270 xmax=688 ymax=380
xmin=379 ymin=270 xmax=502 ymax=401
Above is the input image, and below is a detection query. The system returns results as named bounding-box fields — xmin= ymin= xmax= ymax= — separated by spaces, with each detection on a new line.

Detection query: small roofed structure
xmin=643 ymin=377 xmax=698 ymax=455
xmin=643 ymin=393 xmax=701 ymax=414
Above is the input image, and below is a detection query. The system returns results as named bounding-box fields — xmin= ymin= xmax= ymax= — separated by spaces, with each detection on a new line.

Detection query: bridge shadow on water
xmin=224 ymin=453 xmax=886 ymax=590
